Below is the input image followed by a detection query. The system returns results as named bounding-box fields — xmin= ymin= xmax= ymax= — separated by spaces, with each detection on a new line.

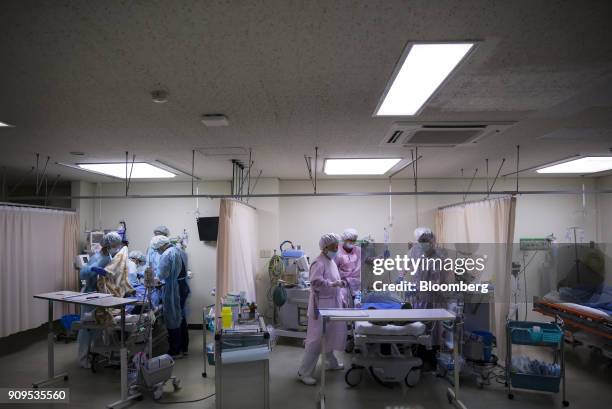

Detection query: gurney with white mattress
xmin=345 ymin=317 xmax=432 ymax=387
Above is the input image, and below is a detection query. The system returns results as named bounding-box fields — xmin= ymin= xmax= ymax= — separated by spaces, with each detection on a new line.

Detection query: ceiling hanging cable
xmin=516 ymin=145 xmax=520 ymax=194
xmin=485 ymin=158 xmax=489 ymax=198
xmin=314 ymin=146 xmax=318 ymax=195
xmin=246 ymin=148 xmax=253 ymax=196
xmin=191 ymin=150 xmax=195 ymax=196
xmin=463 ymin=168 xmax=479 ymax=202
xmin=36 ymin=155 xmax=50 ymax=196
xmin=304 ymin=155 xmax=315 ymax=191
xmin=488 ymin=158 xmax=506 ymax=195
xmin=411 ymin=148 xmax=420 ymax=226
xmin=125 ymin=152 xmax=135 ymax=196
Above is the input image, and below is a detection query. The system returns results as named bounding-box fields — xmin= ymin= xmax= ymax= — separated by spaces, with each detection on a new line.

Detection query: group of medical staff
xmin=297 ymin=228 xmax=361 ymax=386
xmin=77 ymin=225 xmax=191 ymax=369
xmin=297 ymin=226 xmax=440 ymax=385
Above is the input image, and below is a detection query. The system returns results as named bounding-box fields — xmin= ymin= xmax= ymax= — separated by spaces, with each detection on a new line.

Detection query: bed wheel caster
xmin=404 ymin=369 xmax=420 ymax=387
xmin=344 ymin=367 xmax=363 ymax=387
xmin=202 ymin=372 xmax=207 ymax=378
xmin=153 ymin=387 xmax=163 ymax=400
xmin=172 ymin=379 xmax=181 ymax=391
xmin=563 ymin=401 xmax=569 ymax=407
xmin=446 ymin=391 xmax=453 ymax=404
xmin=508 ymin=393 xmax=514 ymax=400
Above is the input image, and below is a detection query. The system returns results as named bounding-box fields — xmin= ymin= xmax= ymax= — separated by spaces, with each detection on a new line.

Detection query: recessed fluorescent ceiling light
xmin=324 ymin=158 xmax=401 ymax=175
xmin=78 ymin=163 xmax=176 ymax=178
xmin=536 ymin=157 xmax=612 ymax=174
xmin=376 ymin=42 xmax=474 ymax=116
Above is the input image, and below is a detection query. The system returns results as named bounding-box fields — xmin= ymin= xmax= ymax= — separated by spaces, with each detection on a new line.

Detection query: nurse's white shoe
xmin=326 ymin=362 xmax=344 ymax=371
xmin=298 ymin=372 xmax=317 ymax=385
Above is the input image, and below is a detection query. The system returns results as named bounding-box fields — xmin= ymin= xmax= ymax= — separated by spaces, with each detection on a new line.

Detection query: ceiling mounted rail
xmin=7 ymin=188 xmax=612 ymax=201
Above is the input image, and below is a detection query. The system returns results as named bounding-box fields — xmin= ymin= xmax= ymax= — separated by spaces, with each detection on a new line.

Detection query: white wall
xmin=279 ymin=177 xmax=599 ymax=258
xmin=73 ymin=179 xmax=282 ymax=324
xmin=596 ymin=175 xmax=612 ymax=285
xmin=74 ymin=181 xmax=227 ymax=324
xmin=72 ymin=175 xmax=610 ymax=324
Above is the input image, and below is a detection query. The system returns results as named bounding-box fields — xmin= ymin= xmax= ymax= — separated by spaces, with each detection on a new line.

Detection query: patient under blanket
xmin=97 ymin=247 xmax=134 ymax=298
xmin=558 ymin=285 xmax=612 ymax=315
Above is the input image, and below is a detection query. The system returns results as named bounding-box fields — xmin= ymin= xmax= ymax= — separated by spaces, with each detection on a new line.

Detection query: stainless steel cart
xmin=215 ymin=316 xmax=270 ymax=409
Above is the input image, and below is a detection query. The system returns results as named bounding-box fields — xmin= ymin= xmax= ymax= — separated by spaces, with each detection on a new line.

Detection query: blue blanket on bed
xmin=558 ymin=286 xmax=612 ymax=315
xmin=125 ymin=285 xmax=162 ymax=313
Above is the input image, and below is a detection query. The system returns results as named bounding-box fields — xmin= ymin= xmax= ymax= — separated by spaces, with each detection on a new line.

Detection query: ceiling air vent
xmin=381 ymin=122 xmax=514 ymax=147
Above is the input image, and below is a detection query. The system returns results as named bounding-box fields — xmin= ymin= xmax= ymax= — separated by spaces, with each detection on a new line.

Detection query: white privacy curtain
xmin=435 ymin=196 xmax=516 ymax=361
xmin=0 ymin=205 xmax=80 ymax=337
xmin=216 ymin=199 xmax=258 ymax=309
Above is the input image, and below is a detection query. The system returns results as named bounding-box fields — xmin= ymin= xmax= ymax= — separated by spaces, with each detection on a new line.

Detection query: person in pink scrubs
xmin=297 ymin=233 xmax=347 ymax=385
xmin=335 ymin=228 xmax=361 ymax=306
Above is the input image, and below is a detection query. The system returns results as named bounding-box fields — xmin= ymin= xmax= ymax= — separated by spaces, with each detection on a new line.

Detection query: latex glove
xmin=187 ymin=270 xmax=193 ymax=279
xmin=92 ymin=267 xmax=107 ymax=277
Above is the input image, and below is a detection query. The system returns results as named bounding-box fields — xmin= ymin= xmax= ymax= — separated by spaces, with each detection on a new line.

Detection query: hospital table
xmin=33 ymin=291 xmax=139 ymax=409
xmin=317 ymin=308 xmax=466 ymax=409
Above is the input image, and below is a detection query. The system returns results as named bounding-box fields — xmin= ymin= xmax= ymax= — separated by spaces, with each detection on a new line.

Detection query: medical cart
xmin=506 ymin=319 xmax=568 ymax=406
xmin=215 ymin=316 xmax=270 ymax=409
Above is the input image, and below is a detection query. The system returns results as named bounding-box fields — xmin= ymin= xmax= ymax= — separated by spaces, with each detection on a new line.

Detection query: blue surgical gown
xmin=80 ymin=251 xmax=111 ymax=293
xmin=77 ymin=251 xmax=111 ymax=368
xmin=146 ymin=246 xmax=163 ymax=279
xmin=158 ymin=246 xmax=183 ymax=330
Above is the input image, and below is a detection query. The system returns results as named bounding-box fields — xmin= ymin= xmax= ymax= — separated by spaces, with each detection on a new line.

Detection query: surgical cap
xmin=101 ymin=232 xmax=123 ymax=248
xmin=341 ymin=228 xmax=358 ymax=241
xmin=414 ymin=227 xmax=434 ymax=243
xmin=319 ymin=233 xmax=341 ymax=250
xmin=153 ymin=225 xmax=170 ymax=237
xmin=150 ymin=235 xmax=171 ymax=250
xmin=129 ymin=250 xmax=146 ymax=263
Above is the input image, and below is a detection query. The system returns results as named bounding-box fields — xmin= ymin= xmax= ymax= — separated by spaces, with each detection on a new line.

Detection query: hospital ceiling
xmin=1 ymin=0 xmax=612 ymax=184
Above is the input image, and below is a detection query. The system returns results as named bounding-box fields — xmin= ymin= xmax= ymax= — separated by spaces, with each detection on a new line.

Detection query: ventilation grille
xmin=381 ymin=122 xmax=514 ymax=147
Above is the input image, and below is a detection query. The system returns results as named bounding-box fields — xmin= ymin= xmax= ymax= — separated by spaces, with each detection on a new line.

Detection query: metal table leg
xmin=107 ymin=306 xmax=141 ymax=409
xmin=446 ymin=317 xmax=467 ymax=409
xmin=318 ymin=317 xmax=327 ymax=409
xmin=202 ymin=308 xmax=207 ymax=377
xmin=33 ymin=300 xmax=68 ymax=387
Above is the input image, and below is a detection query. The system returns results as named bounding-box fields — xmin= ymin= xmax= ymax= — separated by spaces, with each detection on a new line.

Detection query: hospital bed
xmin=533 ymin=290 xmax=612 ymax=358
xmin=74 ymin=284 xmax=166 ymax=371
xmin=345 ymin=319 xmax=430 ymax=387
xmin=318 ymin=308 xmax=465 ymax=409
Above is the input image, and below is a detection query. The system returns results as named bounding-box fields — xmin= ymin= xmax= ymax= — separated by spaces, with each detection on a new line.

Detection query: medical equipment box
xmin=215 ymin=317 xmax=270 ymax=409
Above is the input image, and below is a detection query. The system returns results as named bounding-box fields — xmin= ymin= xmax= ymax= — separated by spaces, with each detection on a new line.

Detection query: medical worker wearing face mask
xmin=335 ymin=228 xmax=361 ymax=306
xmin=298 ymin=233 xmax=347 ymax=386
xmin=146 ymin=225 xmax=170 ymax=280
xmin=127 ymin=250 xmax=146 ymax=286
xmin=409 ymin=227 xmax=441 ymax=309
xmin=151 ymin=235 xmax=188 ymax=358
xmin=76 ymin=232 xmax=123 ymax=368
